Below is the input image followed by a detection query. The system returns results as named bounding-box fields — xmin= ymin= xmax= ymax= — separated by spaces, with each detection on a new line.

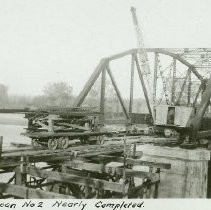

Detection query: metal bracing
xmin=171 ymin=58 xmax=176 ymax=105
xmin=193 ymin=83 xmax=202 ymax=106
xmin=109 ymin=48 xmax=204 ymax=82
xmin=176 ymin=68 xmax=191 ymax=105
xmin=100 ymin=67 xmax=106 ymax=122
xmin=153 ymin=52 xmax=158 ymax=104
xmin=134 ymin=54 xmax=153 ymax=121
xmin=187 ymin=71 xmax=192 ymax=105
xmin=190 ymin=76 xmax=211 ymax=141
xmin=73 ymin=48 xmax=204 ymax=125
xmin=73 ymin=58 xmax=108 ymax=107
xmin=106 ymin=64 xmax=129 ymax=120
xmin=158 ymin=54 xmax=170 ymax=105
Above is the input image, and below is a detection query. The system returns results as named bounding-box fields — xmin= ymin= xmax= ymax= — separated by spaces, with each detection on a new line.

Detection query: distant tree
xmin=31 ymin=95 xmax=48 ymax=107
xmin=0 ymin=84 xmax=8 ymax=107
xmin=8 ymin=95 xmax=33 ymax=108
xmin=43 ymin=82 xmax=73 ymax=106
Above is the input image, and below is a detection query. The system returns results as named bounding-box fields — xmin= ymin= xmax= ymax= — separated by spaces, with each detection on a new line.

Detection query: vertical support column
xmin=28 ymin=118 xmax=33 ymax=128
xmin=153 ymin=168 xmax=160 ymax=198
xmin=15 ymin=155 xmax=27 ymax=191
xmin=171 ymin=58 xmax=176 ymax=105
xmin=100 ymin=68 xmax=106 ymax=124
xmin=153 ymin=52 xmax=158 ymax=105
xmin=132 ymin=143 xmax=137 ymax=159
xmin=61 ymin=165 xmax=70 ymax=195
xmin=129 ymin=54 xmax=135 ymax=116
xmin=145 ymin=166 xmax=153 ymax=198
xmin=122 ymin=136 xmax=126 ymax=197
xmin=48 ymin=115 xmax=54 ymax=134
xmin=187 ymin=71 xmax=192 ymax=105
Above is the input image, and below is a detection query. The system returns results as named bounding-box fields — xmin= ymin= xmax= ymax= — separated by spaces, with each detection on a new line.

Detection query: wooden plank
xmin=197 ymin=130 xmax=211 ymax=139
xmin=0 ymin=182 xmax=74 ymax=198
xmin=30 ymin=111 xmax=102 ymax=117
xmin=2 ymin=142 xmax=125 ymax=160
xmin=57 ymin=123 xmax=90 ymax=131
xmin=92 ymin=155 xmax=171 ymax=169
xmin=81 ymin=149 xmax=124 ymax=158
xmin=28 ymin=166 xmax=124 ymax=193
xmin=64 ymin=161 xmax=159 ymax=180
xmin=104 ymin=119 xmax=127 ymax=124
xmin=36 ymin=121 xmax=49 ymax=130
xmin=137 ymin=144 xmax=210 ymax=161
xmin=23 ymin=131 xmax=112 ymax=138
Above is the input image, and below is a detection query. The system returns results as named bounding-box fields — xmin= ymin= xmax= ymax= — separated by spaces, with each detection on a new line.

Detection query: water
xmin=0 ymin=113 xmax=31 ymax=183
xmin=0 ymin=113 xmax=30 ymax=148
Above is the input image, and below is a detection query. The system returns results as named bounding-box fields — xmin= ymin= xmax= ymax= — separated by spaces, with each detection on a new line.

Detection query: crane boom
xmin=130 ymin=7 xmax=150 ymax=75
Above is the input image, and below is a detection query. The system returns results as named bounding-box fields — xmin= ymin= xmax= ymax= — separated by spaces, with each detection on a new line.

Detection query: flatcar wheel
xmin=164 ymin=128 xmax=172 ymax=138
xmin=58 ymin=137 xmax=69 ymax=149
xmin=48 ymin=139 xmax=58 ymax=150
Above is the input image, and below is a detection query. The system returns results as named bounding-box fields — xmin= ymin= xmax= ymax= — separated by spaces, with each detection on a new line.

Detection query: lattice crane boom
xmin=130 ymin=7 xmax=150 ymax=76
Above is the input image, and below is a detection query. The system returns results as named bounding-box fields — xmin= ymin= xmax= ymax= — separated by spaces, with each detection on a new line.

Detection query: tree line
xmin=0 ymin=81 xmax=149 ymax=114
xmin=0 ymin=82 xmax=73 ymax=108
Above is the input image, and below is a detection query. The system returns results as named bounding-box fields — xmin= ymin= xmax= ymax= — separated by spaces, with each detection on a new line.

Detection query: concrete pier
xmin=136 ymin=144 xmax=210 ymax=198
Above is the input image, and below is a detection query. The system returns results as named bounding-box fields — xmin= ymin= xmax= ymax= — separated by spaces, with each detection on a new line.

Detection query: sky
xmin=0 ymin=0 xmax=211 ymax=97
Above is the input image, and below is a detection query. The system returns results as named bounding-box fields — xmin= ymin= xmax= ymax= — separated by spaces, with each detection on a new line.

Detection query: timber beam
xmin=90 ymin=155 xmax=171 ymax=169
xmin=0 ymin=182 xmax=73 ymax=199
xmin=27 ymin=166 xmax=124 ymax=193
xmin=64 ymin=160 xmax=160 ymax=180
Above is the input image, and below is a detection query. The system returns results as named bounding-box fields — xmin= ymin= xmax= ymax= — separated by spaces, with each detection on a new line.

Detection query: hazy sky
xmin=0 ymin=0 xmax=211 ymax=97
